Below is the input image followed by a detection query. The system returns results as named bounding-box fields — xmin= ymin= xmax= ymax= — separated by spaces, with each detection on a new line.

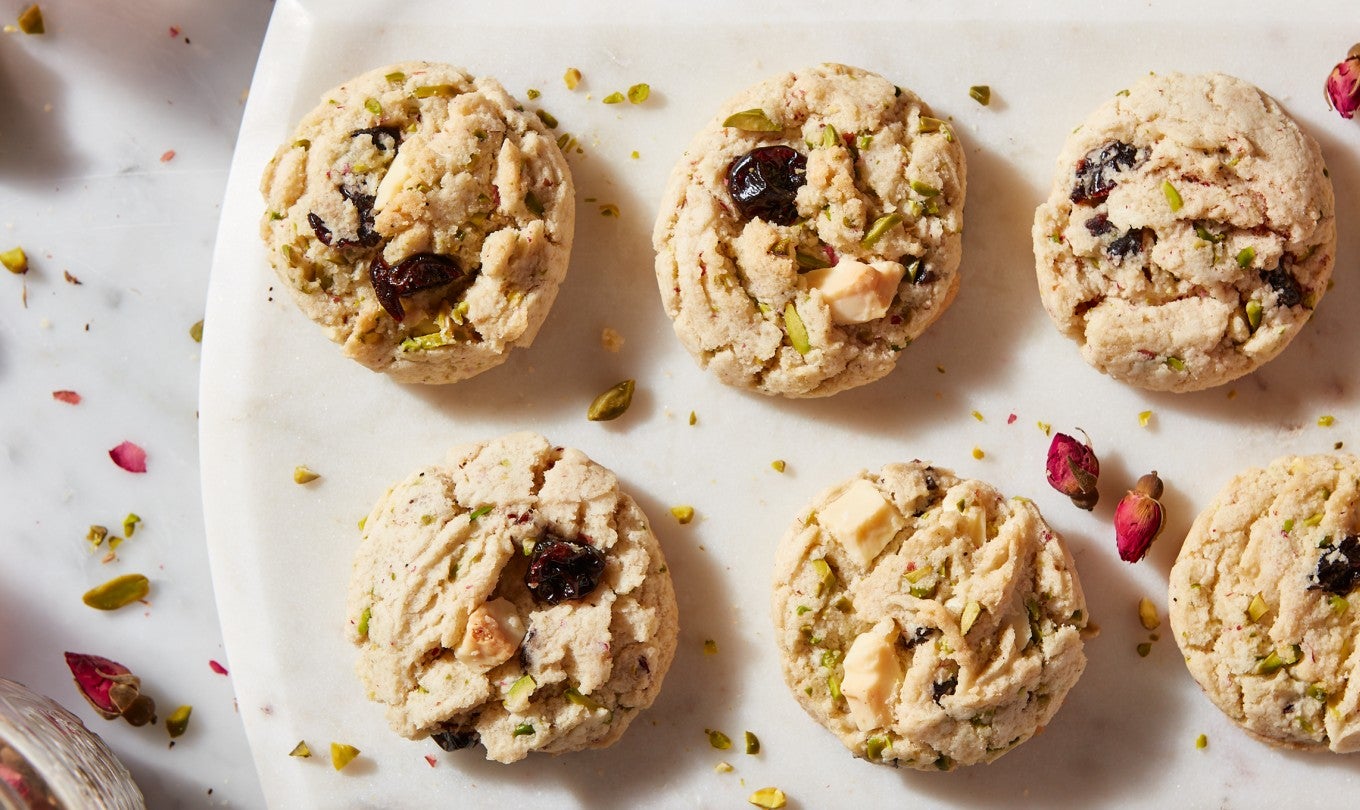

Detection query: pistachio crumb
xmin=627 ymin=83 xmax=650 ymax=104
xmin=1137 ymin=597 xmax=1160 ymax=631
xmin=744 ymin=731 xmax=760 ymax=755
xmin=526 ymin=88 xmax=541 ymax=100
xmin=1 ymin=246 xmax=29 ymax=274
xmin=771 ymin=459 xmax=786 ymax=473
xmin=1319 ymin=415 xmax=1336 ymax=427
xmin=563 ymin=68 xmax=582 ymax=90
xmin=599 ymin=203 xmax=620 ymax=217
xmin=748 ymin=787 xmax=787 ymax=809
xmin=688 ymin=410 xmax=697 ymax=426
xmin=16 ymin=4 xmax=43 ymax=34
xmin=1164 ymin=356 xmax=1186 ymax=372
xmin=968 ymin=85 xmax=991 ymax=105
xmin=602 ymin=91 xmax=625 ymax=104
xmin=1037 ymin=421 xmax=1052 ymax=435
xmin=1138 ymin=410 xmax=1152 ymax=427
xmin=1195 ymin=733 xmax=1208 ymax=749
xmin=289 ymin=741 xmax=312 ymax=758
xmin=1136 ymin=642 xmax=1152 ymax=657
xmin=293 ymin=465 xmax=320 ymax=484
xmin=190 ymin=319 xmax=205 ymax=342
xmin=535 ymin=109 xmax=558 ymax=129
xmin=671 ymin=505 xmax=695 ymax=525
xmin=971 ymin=410 xmax=984 ymax=422
xmin=1162 ymin=180 xmax=1183 ymax=212
xmin=166 ymin=705 xmax=192 ymax=738
xmin=706 ymin=729 xmax=732 ymax=750
xmin=703 ymin=639 xmax=718 ymax=655
xmin=329 ymin=742 xmax=360 ymax=771
xmin=715 ymin=761 xmax=734 ymax=773
xmin=630 ymin=150 xmax=640 ymax=159
xmin=971 ymin=446 xmax=984 ymax=460
xmin=586 ymin=379 xmax=635 ymax=421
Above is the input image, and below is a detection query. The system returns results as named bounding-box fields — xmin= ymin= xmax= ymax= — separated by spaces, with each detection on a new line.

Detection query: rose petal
xmin=424 ymin=754 xmax=437 ymax=767
xmin=109 ymin=441 xmax=147 ymax=473
xmin=52 ymin=390 xmax=81 ymax=404
xmin=64 ymin=652 xmax=131 ymax=717
xmin=209 ymin=659 xmax=229 ymax=676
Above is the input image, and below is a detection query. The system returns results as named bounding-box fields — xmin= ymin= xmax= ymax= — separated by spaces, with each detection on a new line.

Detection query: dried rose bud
xmin=1325 ymin=44 xmax=1360 ymax=119
xmin=63 ymin=652 xmax=157 ymax=726
xmin=1115 ymin=472 xmax=1165 ymax=563
xmin=1045 ymin=432 xmax=1100 ymax=510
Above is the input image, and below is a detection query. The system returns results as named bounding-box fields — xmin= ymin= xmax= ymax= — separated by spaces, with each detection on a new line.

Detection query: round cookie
xmin=1170 ymin=453 xmax=1360 ymax=752
xmin=346 ymin=431 xmax=678 ymax=763
xmin=771 ymin=462 xmax=1089 ymax=769
xmin=1033 ymin=72 xmax=1335 ymax=393
xmin=260 ymin=62 xmax=574 ymax=384
xmin=653 ymin=63 xmax=966 ymax=398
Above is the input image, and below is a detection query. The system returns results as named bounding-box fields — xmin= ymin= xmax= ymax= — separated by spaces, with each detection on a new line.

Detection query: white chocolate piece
xmin=803 ymin=259 xmax=905 ymax=324
xmin=818 ymin=479 xmax=905 ymax=567
xmin=842 ymin=618 xmax=903 ymax=731
xmin=454 ymin=598 xmax=526 ymax=669
xmin=372 ymin=147 xmax=413 ymax=213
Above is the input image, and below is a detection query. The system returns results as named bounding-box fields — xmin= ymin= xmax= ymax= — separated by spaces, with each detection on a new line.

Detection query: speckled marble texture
xmin=0 ymin=1 xmax=270 ymax=806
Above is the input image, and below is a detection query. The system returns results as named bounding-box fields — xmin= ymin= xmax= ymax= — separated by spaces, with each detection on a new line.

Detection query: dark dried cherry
xmin=932 ymin=674 xmax=958 ymax=705
xmin=369 ymin=253 xmax=460 ymax=321
xmin=1107 ymin=228 xmax=1147 ymax=261
xmin=1084 ymin=213 xmax=1114 ymax=236
xmin=350 ymin=126 xmax=402 ymax=152
xmin=725 ymin=145 xmax=807 ymax=226
xmin=431 ymin=728 xmax=480 ymax=751
xmin=1070 ymin=141 xmax=1138 ymax=204
xmin=1309 ymin=534 xmax=1360 ymax=596
xmin=307 ymin=186 xmax=380 ymax=249
xmin=1260 ymin=263 xmax=1303 ymax=308
xmin=524 ymin=534 xmax=606 ymax=605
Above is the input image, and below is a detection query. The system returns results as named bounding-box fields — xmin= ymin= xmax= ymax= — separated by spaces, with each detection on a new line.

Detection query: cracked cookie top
xmin=1033 ymin=72 xmax=1335 ymax=393
xmin=653 ymin=63 xmax=966 ymax=398
xmin=1170 ymin=453 xmax=1360 ymax=752
xmin=260 ymin=62 xmax=574 ymax=384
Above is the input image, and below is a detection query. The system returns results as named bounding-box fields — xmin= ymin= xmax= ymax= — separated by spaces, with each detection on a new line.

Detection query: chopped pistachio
xmin=688 ymin=410 xmax=697 ymax=426
xmin=190 ymin=319 xmax=205 ymax=342
xmin=918 ymin=116 xmax=947 ymax=133
xmin=1162 ymin=180 xmax=1183 ymax=212
xmin=586 ymin=379 xmax=635 ymax=421
xmin=521 ymin=190 xmax=545 ymax=216
xmin=1319 ymin=415 xmax=1336 ymax=427
xmin=715 ymin=761 xmax=734 ymax=773
xmin=968 ymin=85 xmax=991 ymax=105
xmin=827 ymin=673 xmax=842 ymax=700
xmin=856 ymin=132 xmax=873 ymax=150
xmin=706 ymin=729 xmax=732 ymax=750
xmin=468 ymin=505 xmax=492 ymax=522
xmin=363 ymin=97 xmax=382 ymax=115
xmin=1281 ymin=644 xmax=1302 ymax=666
xmin=293 ymin=138 xmax=311 ymax=150
xmin=525 ymin=88 xmax=541 ymax=100
xmin=17 ymin=4 xmax=43 ymax=34
xmin=385 ymin=71 xmax=406 ymax=83
xmin=599 ymin=203 xmax=620 ymax=218
xmin=293 ymin=465 xmax=320 ymax=484
xmin=749 ymin=787 xmax=788 ymax=809
xmin=723 ymin=108 xmax=780 ymax=132
xmin=630 ymin=150 xmax=640 ymax=159
xmin=1136 ymin=642 xmax=1152 ymax=657
xmin=1330 ymin=595 xmax=1349 ymax=615
xmin=82 ymin=573 xmax=150 ymax=610
xmin=783 ymin=303 xmax=810 ymax=354
xmin=166 ymin=705 xmax=192 ymax=738
xmin=811 ymin=558 xmax=836 ymax=595
xmin=1138 ymin=597 xmax=1160 ymax=630
xmin=1 ymin=246 xmax=28 ymax=274
xmin=1037 ymin=421 xmax=1052 ymax=435
xmin=771 ymin=459 xmax=786 ymax=473
xmin=865 ymin=735 xmax=890 ymax=759
xmin=1246 ymin=593 xmax=1268 ymax=623
xmin=1307 ymin=683 xmax=1328 ymax=702
xmin=960 ymin=600 xmax=982 ymax=635
xmin=1195 ymin=733 xmax=1208 ymax=749
xmin=563 ymin=68 xmax=582 ymax=90
xmin=861 ymin=213 xmax=903 ymax=248
xmin=122 ymin=513 xmax=141 ymax=538
xmin=289 ymin=741 xmax=312 ymax=758
xmin=1164 ymin=356 xmax=1186 ymax=372
xmin=565 ymin=686 xmax=605 ymax=711
xmin=671 ymin=505 xmax=695 ymax=524
xmin=1304 ymin=512 xmax=1324 ymax=527
xmin=703 ymin=639 xmax=718 ymax=655
xmin=412 ymin=84 xmax=457 ymax=98
xmin=512 ymin=723 xmax=535 ymax=737
xmin=330 ymin=742 xmax=360 ymax=770
xmin=602 ymin=92 xmax=625 ymax=104
xmin=533 ymin=109 xmax=558 ymax=129
xmin=1138 ymin=410 xmax=1152 ymax=427
xmin=1255 ymin=650 xmax=1285 ymax=675
xmin=744 ymin=731 xmax=760 ymax=755
xmin=970 ymin=410 xmax=984 ymax=422
xmin=971 ymin=446 xmax=984 ymax=460
xmin=1283 ymin=518 xmax=1295 ymax=532
xmin=1235 ymin=246 xmax=1256 ymax=268
xmin=357 ymin=606 xmax=371 ymax=639
xmin=909 ymin=179 xmax=940 ymax=197
xmin=795 ymin=244 xmax=833 ymax=270
xmin=627 ymin=83 xmax=650 ymax=104
xmin=1194 ymin=225 xmax=1226 ymax=244
xmin=86 ymin=525 xmax=108 ymax=549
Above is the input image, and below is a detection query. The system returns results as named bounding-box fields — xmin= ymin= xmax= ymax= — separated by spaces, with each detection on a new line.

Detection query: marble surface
xmin=0 ymin=1 xmax=272 ymax=806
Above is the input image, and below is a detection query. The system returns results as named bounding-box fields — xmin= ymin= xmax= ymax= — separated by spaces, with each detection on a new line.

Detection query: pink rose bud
xmin=1045 ymin=432 xmax=1100 ymax=510
xmin=63 ymin=652 xmax=157 ymax=726
xmin=1115 ymin=472 xmax=1166 ymax=563
xmin=1325 ymin=44 xmax=1360 ymax=119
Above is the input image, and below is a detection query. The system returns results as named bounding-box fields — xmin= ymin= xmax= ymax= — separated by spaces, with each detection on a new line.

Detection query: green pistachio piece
xmin=749 ymin=787 xmax=787 ymax=809
xmin=1317 ymin=416 xmax=1335 ymax=428
xmin=861 ymin=213 xmax=903 ymax=248
xmin=17 ymin=4 xmax=43 ymax=34
xmin=827 ymin=673 xmax=842 ymax=700
xmin=363 ymin=98 xmax=382 ymax=115
xmin=289 ymin=741 xmax=312 ymax=758
xmin=703 ymin=639 xmax=718 ymax=655
xmin=399 ymin=333 xmax=453 ymax=352
xmin=330 ymin=742 xmax=360 ymax=770
xmin=1281 ymin=644 xmax=1303 ymax=666
xmin=565 ymin=686 xmax=605 ymax=711
xmin=795 ymin=245 xmax=832 ymax=270
xmin=771 ymin=459 xmax=787 ymax=473
xmin=627 ymin=83 xmax=650 ymax=104
xmin=909 ymin=180 xmax=940 ymax=198
xmin=856 ymin=133 xmax=873 ymax=149
xmin=811 ymin=558 xmax=835 ymax=595
xmin=524 ymin=190 xmax=545 ymax=216
xmin=512 ymin=723 xmax=535 ymax=737
xmin=1138 ymin=597 xmax=1160 ymax=630
xmin=122 ymin=513 xmax=141 ymax=538
xmin=918 ymin=116 xmax=947 ymax=133
xmin=563 ymin=68 xmax=582 ymax=90
xmin=1255 ymin=650 xmax=1285 ymax=675
xmin=1194 ymin=225 xmax=1225 ymax=244
xmin=1164 ymin=356 xmax=1186 ymax=372
xmin=190 ymin=319 xmax=205 ymax=342
xmin=744 ymin=731 xmax=760 ymax=755
xmin=293 ymin=139 xmax=311 ymax=150
xmin=504 ymin=674 xmax=536 ymax=712
xmin=670 ymin=505 xmax=695 ymax=524
xmin=1136 ymin=642 xmax=1152 ymax=657
xmin=86 ymin=525 xmax=108 ymax=549
xmin=968 ymin=85 xmax=991 ymax=105
xmin=960 ymin=600 xmax=982 ymax=635
xmin=1195 ymin=734 xmax=1208 ymax=749
xmin=819 ymin=123 xmax=840 ymax=148
xmin=706 ymin=728 xmax=732 ymax=750
xmin=1 ymin=246 xmax=29 ymax=274
xmin=865 ymin=736 xmax=890 ymax=759
xmin=535 ymin=109 xmax=559 ymax=129
xmin=783 ymin=303 xmax=810 ymax=355
xmin=722 ymin=108 xmax=780 ymax=132
xmin=1284 ymin=518 xmax=1295 ymax=532
xmin=586 ymin=379 xmax=635 ymax=421
xmin=82 ymin=573 xmax=150 ymax=610
xmin=1245 ymin=300 xmax=1262 ymax=331
xmin=1330 ymin=595 xmax=1349 ymax=615
xmin=1236 ymin=246 xmax=1256 ymax=268
xmin=385 ymin=72 xmax=406 ymax=83
xmin=357 ymin=606 xmax=371 ymax=639
xmin=1307 ymin=683 xmax=1328 ymax=702
xmin=1246 ymin=593 xmax=1268 ymax=623
xmin=1162 ymin=180 xmax=1183 ymax=212
xmin=468 ymin=505 xmax=492 ymax=522
xmin=293 ymin=465 xmax=320 ymax=484
xmin=412 ymin=84 xmax=458 ymax=99
xmin=166 ymin=705 xmax=192 ymax=738
xmin=525 ymin=88 xmax=540 ymax=100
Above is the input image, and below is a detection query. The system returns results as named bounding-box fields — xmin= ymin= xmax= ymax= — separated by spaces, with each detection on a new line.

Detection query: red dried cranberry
xmin=1070 ymin=141 xmax=1138 ymax=204
xmin=431 ymin=728 xmax=480 ymax=751
xmin=725 ymin=145 xmax=807 ymax=226
xmin=1309 ymin=534 xmax=1360 ymax=596
xmin=1260 ymin=263 xmax=1302 ymax=307
xmin=369 ymin=253 xmax=460 ymax=321
xmin=524 ymin=534 xmax=606 ymax=605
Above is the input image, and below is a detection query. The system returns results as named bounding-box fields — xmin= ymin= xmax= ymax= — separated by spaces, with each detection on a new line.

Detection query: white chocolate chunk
xmin=454 ymin=598 xmax=526 ymax=669
xmin=818 ymin=478 xmax=905 ymax=567
xmin=803 ymin=259 xmax=906 ymax=324
xmin=372 ymin=147 xmax=413 ymax=214
xmin=842 ymin=618 xmax=903 ymax=731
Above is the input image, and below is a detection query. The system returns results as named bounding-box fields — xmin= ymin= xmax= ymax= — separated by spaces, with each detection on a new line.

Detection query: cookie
xmin=771 ymin=463 xmax=1089 ymax=769
xmin=260 ymin=62 xmax=574 ymax=384
xmin=1033 ymin=72 xmax=1335 ymax=393
xmin=653 ymin=63 xmax=966 ymax=398
xmin=345 ymin=432 xmax=678 ymax=763
xmin=1170 ymin=453 xmax=1360 ymax=752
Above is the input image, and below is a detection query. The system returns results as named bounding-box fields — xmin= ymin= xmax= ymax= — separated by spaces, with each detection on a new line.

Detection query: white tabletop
xmin=0 ymin=1 xmax=270 ymax=806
